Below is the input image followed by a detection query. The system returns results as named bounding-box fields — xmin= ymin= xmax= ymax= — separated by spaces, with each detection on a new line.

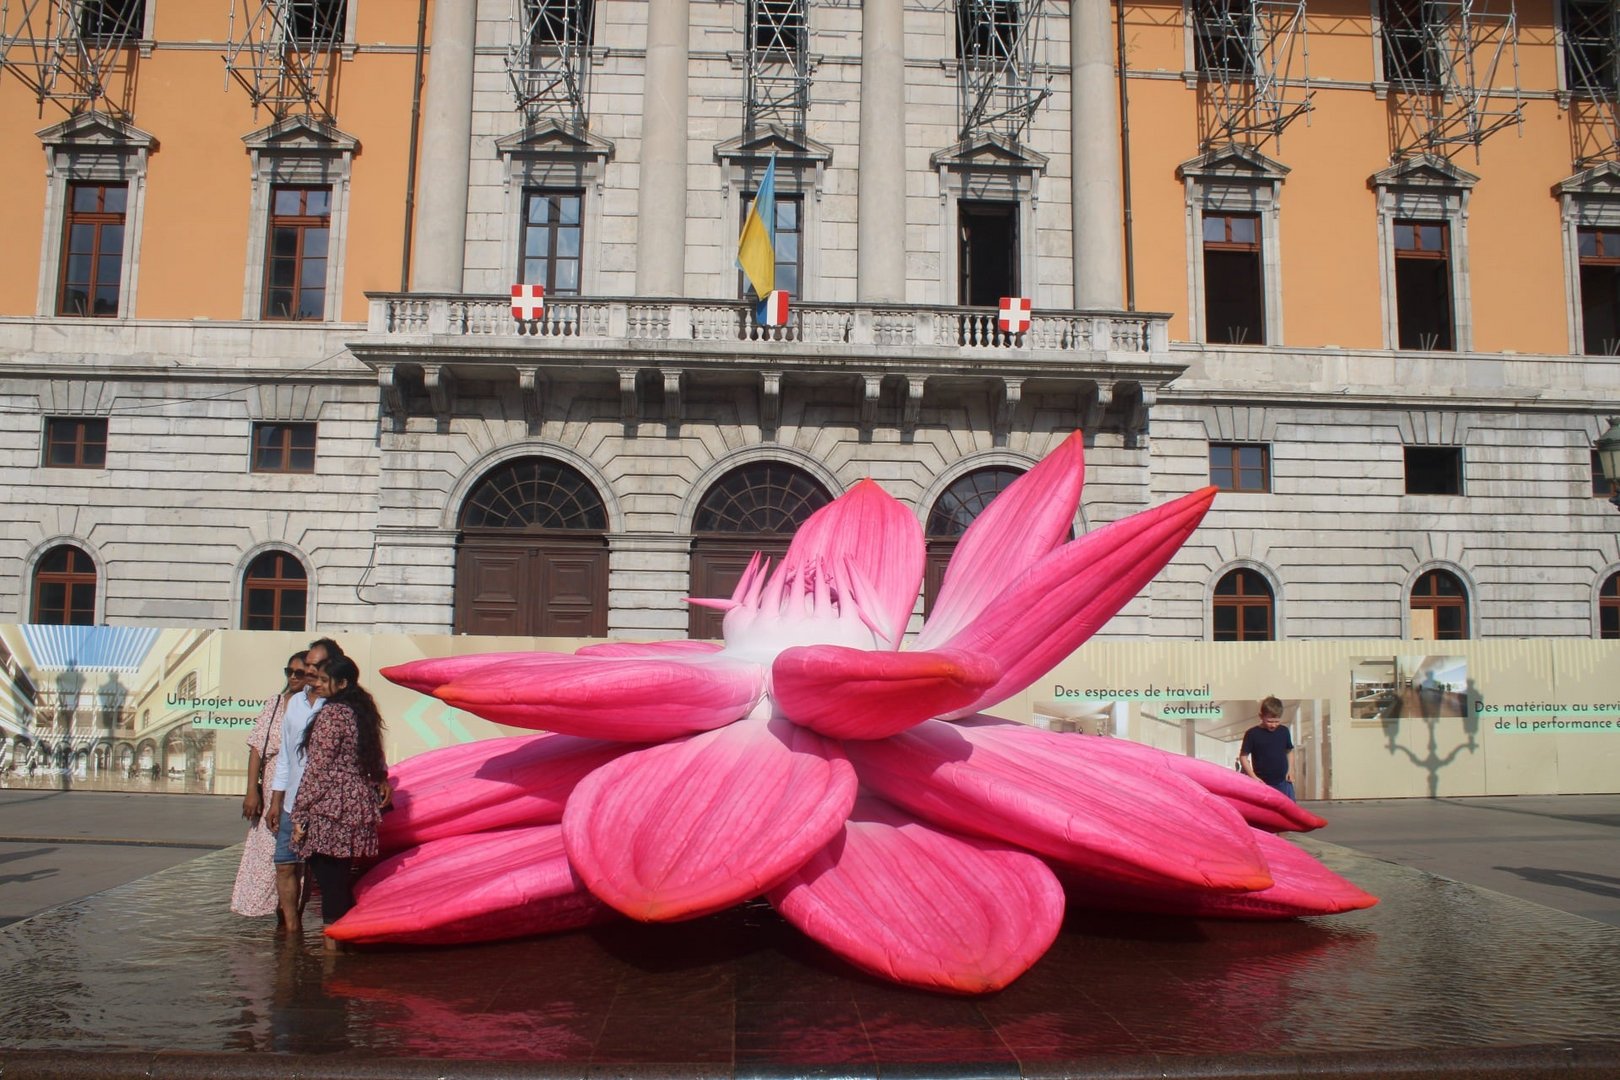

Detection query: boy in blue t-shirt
xmin=1238 ymin=695 xmax=1296 ymax=801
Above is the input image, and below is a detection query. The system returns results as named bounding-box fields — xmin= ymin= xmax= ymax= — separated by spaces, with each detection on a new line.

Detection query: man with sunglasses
xmin=263 ymin=637 xmax=344 ymax=930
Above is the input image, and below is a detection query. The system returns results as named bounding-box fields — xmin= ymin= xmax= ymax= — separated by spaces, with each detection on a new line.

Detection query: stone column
xmin=857 ymin=0 xmax=907 ymax=303
xmin=1070 ymin=0 xmax=1124 ymax=310
xmin=411 ymin=0 xmax=478 ymax=293
xmin=636 ymin=0 xmax=691 ymax=296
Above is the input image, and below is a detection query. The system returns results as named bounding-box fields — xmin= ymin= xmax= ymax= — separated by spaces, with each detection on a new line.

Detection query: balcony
xmin=354 ymin=294 xmax=1183 ymax=440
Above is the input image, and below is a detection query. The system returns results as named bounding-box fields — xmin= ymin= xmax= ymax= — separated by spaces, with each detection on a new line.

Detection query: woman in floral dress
xmin=291 ymin=655 xmax=388 ymax=945
xmin=230 ymin=652 xmax=309 ymax=920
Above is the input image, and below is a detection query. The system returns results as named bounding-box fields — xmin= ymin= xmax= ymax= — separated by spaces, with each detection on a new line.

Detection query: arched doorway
xmin=454 ymin=457 xmax=610 ymax=636
xmin=923 ymin=466 xmax=1025 ymax=616
xmin=688 ymin=462 xmax=832 ymax=639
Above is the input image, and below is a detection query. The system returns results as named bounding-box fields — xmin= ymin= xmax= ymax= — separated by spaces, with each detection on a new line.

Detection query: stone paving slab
xmin=1 ymin=836 xmax=1618 ymax=1079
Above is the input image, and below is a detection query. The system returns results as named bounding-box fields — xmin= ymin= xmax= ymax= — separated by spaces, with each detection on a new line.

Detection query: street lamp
xmin=1597 ymin=416 xmax=1620 ymax=512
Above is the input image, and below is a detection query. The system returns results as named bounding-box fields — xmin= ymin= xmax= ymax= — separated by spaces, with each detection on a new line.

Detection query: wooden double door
xmin=454 ymin=532 xmax=608 ymax=637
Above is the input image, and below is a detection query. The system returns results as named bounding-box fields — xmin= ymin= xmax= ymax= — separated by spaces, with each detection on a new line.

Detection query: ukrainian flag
xmin=736 ymin=154 xmax=778 ymax=298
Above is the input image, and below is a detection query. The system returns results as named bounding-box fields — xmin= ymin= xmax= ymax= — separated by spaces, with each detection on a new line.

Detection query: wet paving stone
xmin=1 ymin=839 xmax=1618 ymax=1077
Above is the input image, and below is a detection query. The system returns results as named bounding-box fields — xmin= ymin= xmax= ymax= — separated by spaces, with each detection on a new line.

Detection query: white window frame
xmin=496 ymin=121 xmax=614 ymax=298
xmin=241 ymin=116 xmax=357 ymax=322
xmin=1372 ymin=155 xmax=1477 ymax=352
xmin=1178 ymin=145 xmax=1288 ymax=346
xmin=717 ymin=131 xmax=831 ymax=301
xmin=1557 ymin=162 xmax=1620 ymax=355
xmin=36 ymin=114 xmax=154 ymax=319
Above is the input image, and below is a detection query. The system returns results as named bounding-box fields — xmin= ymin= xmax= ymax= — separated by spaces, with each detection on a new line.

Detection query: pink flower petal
xmin=562 ymin=715 xmax=857 ymax=922
xmin=331 ymin=826 xmax=615 ymax=944
xmin=934 ymin=487 xmax=1218 ymax=717
xmin=844 ymin=719 xmax=1271 ymax=893
xmin=768 ymin=798 xmax=1065 ymax=994
xmin=381 ymin=652 xmax=571 ymax=697
xmin=378 ymin=733 xmax=638 ymax=854
xmin=1076 ymin=735 xmax=1327 ymax=832
xmin=574 ymin=640 xmax=724 ymax=658
xmin=782 ymin=479 xmax=923 ymax=647
xmin=1062 ymin=829 xmax=1378 ymax=919
xmin=918 ymin=432 xmax=1087 ymax=648
xmin=771 ymin=645 xmax=1000 ymax=739
xmin=433 ymin=655 xmax=766 ymax=741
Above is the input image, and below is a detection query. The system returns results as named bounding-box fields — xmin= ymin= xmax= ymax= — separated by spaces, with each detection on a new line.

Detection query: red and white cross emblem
xmin=511 ymin=283 xmax=546 ymax=321
xmin=997 ymin=295 xmax=1032 ymax=335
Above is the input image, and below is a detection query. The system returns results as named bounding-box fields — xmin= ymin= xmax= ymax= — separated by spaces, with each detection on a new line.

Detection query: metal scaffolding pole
xmin=506 ymin=0 xmax=594 ymax=129
xmin=222 ymin=0 xmax=346 ymax=121
xmin=956 ymin=0 xmax=1052 ymax=143
xmin=1191 ymin=0 xmax=1313 ymax=149
xmin=1563 ymin=0 xmax=1620 ymax=166
xmin=1382 ymin=0 xmax=1523 ymax=159
xmin=0 ymin=0 xmax=143 ymax=117
xmin=745 ymin=0 xmax=810 ymax=136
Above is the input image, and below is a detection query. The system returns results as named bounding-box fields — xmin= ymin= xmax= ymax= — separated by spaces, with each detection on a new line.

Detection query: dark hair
xmin=305 ymin=637 xmax=345 ymax=667
xmin=1260 ymin=695 xmax=1285 ymax=719
xmin=287 ymin=651 xmax=306 ymax=667
xmin=301 ymin=655 xmax=387 ymax=782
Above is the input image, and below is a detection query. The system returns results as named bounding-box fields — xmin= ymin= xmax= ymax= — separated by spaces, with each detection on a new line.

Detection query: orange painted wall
xmin=0 ymin=0 xmax=423 ymax=322
xmin=1122 ymin=0 xmax=1585 ymax=352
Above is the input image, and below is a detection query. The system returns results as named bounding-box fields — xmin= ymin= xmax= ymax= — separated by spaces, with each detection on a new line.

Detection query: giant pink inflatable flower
xmin=342 ymin=433 xmax=1374 ymax=993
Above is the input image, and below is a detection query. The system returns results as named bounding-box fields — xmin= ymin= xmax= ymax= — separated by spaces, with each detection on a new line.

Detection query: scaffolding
xmin=1381 ymin=0 xmax=1523 ymax=160
xmin=1191 ymin=0 xmax=1313 ymax=150
xmin=222 ymin=0 xmax=346 ymax=122
xmin=506 ymin=0 xmax=594 ymax=129
xmin=745 ymin=0 xmax=810 ymax=135
xmin=0 ymin=0 xmax=143 ymax=118
xmin=956 ymin=0 xmax=1052 ymax=143
xmin=1564 ymin=0 xmax=1620 ymax=166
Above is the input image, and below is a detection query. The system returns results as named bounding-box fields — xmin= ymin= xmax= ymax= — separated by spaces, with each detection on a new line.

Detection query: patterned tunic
xmin=291 ymin=702 xmax=384 ymax=860
xmin=229 ymin=693 xmax=287 ymax=917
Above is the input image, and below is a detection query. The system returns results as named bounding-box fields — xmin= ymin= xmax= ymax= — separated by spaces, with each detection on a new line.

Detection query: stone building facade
xmin=1 ymin=0 xmax=1618 ymax=643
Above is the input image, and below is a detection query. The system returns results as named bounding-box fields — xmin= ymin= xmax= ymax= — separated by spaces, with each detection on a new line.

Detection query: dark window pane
xmin=1242 ymin=604 xmax=1271 ymax=638
xmin=1212 ymin=605 xmax=1238 ymax=639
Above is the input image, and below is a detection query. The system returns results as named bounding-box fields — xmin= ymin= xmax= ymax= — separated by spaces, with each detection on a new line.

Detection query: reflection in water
xmin=3 ymin=841 xmax=1620 ymax=1063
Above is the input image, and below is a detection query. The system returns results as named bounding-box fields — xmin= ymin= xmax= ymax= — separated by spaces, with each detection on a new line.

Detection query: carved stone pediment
xmin=1371 ymin=153 xmax=1478 ymax=191
xmin=1557 ymin=160 xmax=1620 ymax=199
xmin=242 ymin=114 xmax=358 ymax=156
xmin=930 ymin=133 xmax=1048 ymax=174
xmin=714 ymin=125 xmax=832 ymax=170
xmin=496 ymin=119 xmax=615 ymax=164
xmin=1177 ymin=143 xmax=1289 ymax=184
xmin=37 ymin=111 xmax=156 ymax=152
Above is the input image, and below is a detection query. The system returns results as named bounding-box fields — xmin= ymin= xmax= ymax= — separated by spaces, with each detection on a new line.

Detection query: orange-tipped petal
xmin=561 ymin=715 xmax=857 ymax=922
xmin=378 ymin=733 xmax=638 ymax=854
xmin=844 ymin=719 xmax=1271 ymax=893
xmin=937 ymin=487 xmax=1218 ymax=717
xmin=381 ymin=652 xmax=571 ymax=697
xmin=781 ymin=479 xmax=923 ymax=648
xmin=768 ymin=798 xmax=1064 ymax=994
xmin=574 ymin=640 xmax=725 ymax=658
xmin=1078 ymin=735 xmax=1328 ymax=833
xmin=433 ymin=655 xmax=766 ymax=741
xmin=918 ymin=432 xmax=1086 ymax=648
xmin=1063 ymin=830 xmax=1378 ymax=919
xmin=330 ymin=826 xmax=614 ymax=944
xmin=771 ymin=645 xmax=1000 ymax=739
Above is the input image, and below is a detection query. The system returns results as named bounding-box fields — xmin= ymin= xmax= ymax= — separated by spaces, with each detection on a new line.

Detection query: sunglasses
xmin=284 ymin=668 xmax=308 ymax=677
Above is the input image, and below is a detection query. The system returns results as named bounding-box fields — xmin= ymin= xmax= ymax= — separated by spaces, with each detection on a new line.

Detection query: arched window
xmin=455 ymin=457 xmax=610 ymax=637
xmin=689 ymin=462 xmax=832 ymax=638
xmin=923 ymin=467 xmax=1023 ymax=615
xmin=1601 ymin=572 xmax=1620 ymax=639
xmin=242 ymin=551 xmax=308 ymax=631
xmin=1212 ymin=568 xmax=1274 ymax=641
xmin=33 ymin=545 xmax=96 ymax=625
xmin=1410 ymin=569 xmax=1469 ymax=640
xmin=177 ymin=673 xmax=198 ymax=700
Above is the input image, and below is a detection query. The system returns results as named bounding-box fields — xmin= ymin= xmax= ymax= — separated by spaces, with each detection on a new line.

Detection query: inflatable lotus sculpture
xmin=343 ymin=433 xmax=1375 ymax=993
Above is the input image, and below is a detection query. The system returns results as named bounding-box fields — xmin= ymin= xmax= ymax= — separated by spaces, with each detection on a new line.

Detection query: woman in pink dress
xmin=230 ymin=652 xmax=309 ymax=920
xmin=291 ymin=655 xmax=388 ymax=948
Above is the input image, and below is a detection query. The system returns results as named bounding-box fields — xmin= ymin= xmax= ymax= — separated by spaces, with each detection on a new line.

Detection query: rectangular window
xmin=1194 ymin=0 xmax=1255 ymax=77
xmin=1565 ymin=0 xmax=1617 ymax=95
xmin=1203 ymin=212 xmax=1265 ymax=344
xmin=287 ymin=0 xmax=346 ymax=46
xmin=43 ymin=418 xmax=108 ymax=469
xmin=1209 ymin=443 xmax=1270 ymax=492
xmin=526 ymin=0 xmax=594 ymax=48
xmin=1393 ymin=219 xmax=1453 ymax=350
xmin=957 ymin=0 xmax=1018 ymax=61
xmin=251 ymin=422 xmax=317 ymax=474
xmin=738 ymin=191 xmax=803 ymax=300
xmin=1381 ymin=0 xmax=1440 ymax=86
xmin=58 ymin=182 xmax=127 ymax=317
xmin=78 ymin=0 xmax=144 ymax=41
xmin=263 ymin=185 xmax=331 ymax=320
xmin=750 ymin=0 xmax=805 ymax=56
xmin=1578 ymin=227 xmax=1620 ymax=355
xmin=957 ymin=200 xmax=1016 ymax=306
xmin=521 ymin=189 xmax=584 ymax=296
xmin=1405 ymin=445 xmax=1463 ymax=495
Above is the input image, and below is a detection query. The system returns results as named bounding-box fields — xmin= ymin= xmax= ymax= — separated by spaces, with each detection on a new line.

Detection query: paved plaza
xmin=1 ymin=787 xmax=1618 ymax=1078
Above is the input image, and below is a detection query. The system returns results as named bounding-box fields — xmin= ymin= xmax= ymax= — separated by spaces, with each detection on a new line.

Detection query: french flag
xmin=757 ymin=290 xmax=791 ymax=327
